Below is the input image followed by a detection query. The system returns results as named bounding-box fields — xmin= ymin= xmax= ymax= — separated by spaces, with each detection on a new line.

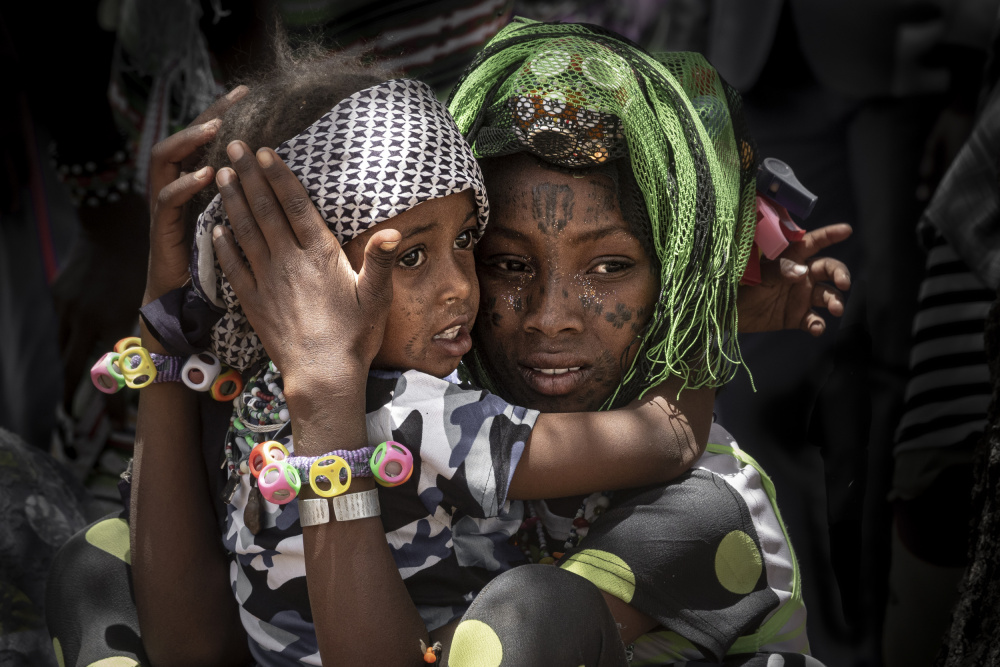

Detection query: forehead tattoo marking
xmin=531 ymin=183 xmax=575 ymax=233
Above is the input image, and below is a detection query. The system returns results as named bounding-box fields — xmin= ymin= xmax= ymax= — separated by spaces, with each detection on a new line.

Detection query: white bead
xmin=182 ymin=353 xmax=222 ymax=391
xmin=279 ymin=408 xmax=290 ymax=422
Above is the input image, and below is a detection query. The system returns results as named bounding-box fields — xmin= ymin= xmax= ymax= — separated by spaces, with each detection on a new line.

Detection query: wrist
xmin=139 ymin=318 xmax=170 ymax=356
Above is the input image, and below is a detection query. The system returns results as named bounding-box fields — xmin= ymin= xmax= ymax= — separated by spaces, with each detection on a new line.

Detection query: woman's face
xmin=474 ymin=154 xmax=660 ymax=413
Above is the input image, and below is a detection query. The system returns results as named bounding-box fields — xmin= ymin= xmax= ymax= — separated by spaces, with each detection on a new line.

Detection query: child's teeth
xmin=532 ymin=367 xmax=581 ymax=375
xmin=434 ymin=326 xmax=460 ymax=340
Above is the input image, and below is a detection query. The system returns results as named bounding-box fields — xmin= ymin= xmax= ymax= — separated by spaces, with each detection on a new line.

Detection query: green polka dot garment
xmin=553 ymin=423 xmax=809 ymax=664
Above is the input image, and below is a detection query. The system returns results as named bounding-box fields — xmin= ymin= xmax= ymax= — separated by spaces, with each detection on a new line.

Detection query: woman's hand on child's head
xmin=212 ymin=141 xmax=400 ymax=392
xmin=738 ymin=223 xmax=853 ymax=336
xmin=144 ymin=86 xmax=248 ymax=306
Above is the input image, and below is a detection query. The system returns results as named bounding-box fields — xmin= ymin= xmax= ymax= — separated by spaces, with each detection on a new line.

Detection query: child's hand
xmin=143 ymin=86 xmax=248 ymax=306
xmin=737 ymin=223 xmax=853 ymax=336
xmin=212 ymin=142 xmax=400 ymax=393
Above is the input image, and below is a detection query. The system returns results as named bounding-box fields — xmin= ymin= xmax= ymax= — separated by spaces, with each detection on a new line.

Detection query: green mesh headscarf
xmin=448 ymin=18 xmax=758 ymax=407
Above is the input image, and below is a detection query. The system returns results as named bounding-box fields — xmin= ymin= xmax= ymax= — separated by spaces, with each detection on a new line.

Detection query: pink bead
xmin=91 ymin=352 xmax=124 ymax=394
xmin=371 ymin=441 xmax=414 ymax=487
xmin=257 ymin=461 xmax=301 ymax=505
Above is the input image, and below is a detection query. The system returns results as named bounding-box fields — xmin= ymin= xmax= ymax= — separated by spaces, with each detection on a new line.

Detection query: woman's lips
xmin=518 ymin=363 xmax=590 ymax=396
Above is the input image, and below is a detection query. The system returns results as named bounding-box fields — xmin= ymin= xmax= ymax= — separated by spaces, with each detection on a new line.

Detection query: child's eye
xmin=591 ymin=259 xmax=633 ymax=274
xmin=454 ymin=229 xmax=478 ymax=250
xmin=398 ymin=248 xmax=427 ymax=268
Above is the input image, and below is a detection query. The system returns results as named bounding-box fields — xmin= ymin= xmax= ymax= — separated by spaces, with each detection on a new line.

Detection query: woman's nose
xmin=522 ymin=272 xmax=584 ymax=336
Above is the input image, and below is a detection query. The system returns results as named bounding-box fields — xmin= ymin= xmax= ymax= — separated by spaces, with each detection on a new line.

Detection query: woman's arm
xmin=129 ymin=89 xmax=251 ymax=665
xmin=212 ymin=142 xmax=428 ymax=665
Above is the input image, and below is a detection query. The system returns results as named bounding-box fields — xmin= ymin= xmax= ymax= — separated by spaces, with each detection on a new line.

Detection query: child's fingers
xmin=256 ymin=148 xmax=328 ymax=249
xmin=212 ymin=223 xmax=256 ymax=295
xmin=155 ymin=166 xmax=214 ymax=218
xmin=189 ymin=85 xmax=248 ymax=127
xmin=800 ymin=310 xmax=827 ymax=337
xmin=777 ymin=257 xmax=809 ymax=282
xmin=217 ymin=167 xmax=269 ymax=267
xmin=809 ymin=256 xmax=852 ymax=291
xmin=226 ymin=142 xmax=294 ymax=250
xmin=356 ymin=228 xmax=401 ymax=317
xmin=792 ymin=223 xmax=853 ymax=262
xmin=812 ymin=284 xmax=846 ymax=317
xmin=149 ymin=121 xmax=221 ymax=206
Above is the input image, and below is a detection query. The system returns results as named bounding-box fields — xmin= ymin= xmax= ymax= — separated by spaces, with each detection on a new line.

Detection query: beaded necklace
xmin=225 ymin=361 xmax=288 ymax=477
xmin=516 ymin=493 xmax=611 ymax=564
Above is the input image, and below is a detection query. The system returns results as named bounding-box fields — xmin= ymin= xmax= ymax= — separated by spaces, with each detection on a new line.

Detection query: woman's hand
xmin=212 ymin=141 xmax=400 ymax=390
xmin=738 ymin=223 xmax=853 ymax=336
xmin=143 ymin=86 xmax=248 ymax=306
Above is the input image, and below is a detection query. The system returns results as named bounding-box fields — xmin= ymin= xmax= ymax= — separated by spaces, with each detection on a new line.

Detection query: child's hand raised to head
xmin=144 ymin=86 xmax=248 ymax=306
xmin=737 ymin=223 xmax=853 ymax=336
xmin=212 ymin=141 xmax=400 ymax=393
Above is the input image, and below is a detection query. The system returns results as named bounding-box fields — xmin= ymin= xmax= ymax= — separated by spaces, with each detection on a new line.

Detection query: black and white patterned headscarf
xmin=190 ymin=79 xmax=490 ymax=371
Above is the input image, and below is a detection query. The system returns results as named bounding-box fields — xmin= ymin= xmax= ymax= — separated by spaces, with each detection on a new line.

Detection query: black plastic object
xmin=756 ymin=157 xmax=818 ymax=219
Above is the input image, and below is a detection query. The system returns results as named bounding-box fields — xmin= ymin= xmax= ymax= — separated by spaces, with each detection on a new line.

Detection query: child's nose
xmin=439 ymin=257 xmax=473 ymax=304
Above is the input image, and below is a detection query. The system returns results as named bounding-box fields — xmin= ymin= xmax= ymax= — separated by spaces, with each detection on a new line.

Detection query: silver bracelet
xmin=299 ymin=489 xmax=380 ymax=526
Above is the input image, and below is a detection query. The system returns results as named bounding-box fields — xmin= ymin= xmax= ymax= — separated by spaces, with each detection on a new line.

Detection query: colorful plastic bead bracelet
xmin=90 ymin=340 xmax=242 ymax=401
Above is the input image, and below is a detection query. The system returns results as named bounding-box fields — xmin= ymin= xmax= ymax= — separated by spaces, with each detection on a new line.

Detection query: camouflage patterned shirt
xmin=222 ymin=369 xmax=536 ymax=665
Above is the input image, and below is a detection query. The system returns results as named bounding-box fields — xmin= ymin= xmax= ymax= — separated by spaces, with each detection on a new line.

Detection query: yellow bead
xmin=538 ymin=556 xmax=556 ymax=564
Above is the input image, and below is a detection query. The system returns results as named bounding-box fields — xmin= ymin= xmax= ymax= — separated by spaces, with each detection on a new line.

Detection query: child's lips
xmin=432 ymin=322 xmax=472 ymax=357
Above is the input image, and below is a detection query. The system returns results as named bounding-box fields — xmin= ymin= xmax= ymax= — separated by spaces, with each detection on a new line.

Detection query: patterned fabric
xmin=550 ymin=423 xmax=810 ymax=664
xmin=891 ymin=236 xmax=992 ymax=499
xmin=190 ymin=78 xmax=490 ymax=371
xmin=223 ymin=369 xmax=536 ymax=665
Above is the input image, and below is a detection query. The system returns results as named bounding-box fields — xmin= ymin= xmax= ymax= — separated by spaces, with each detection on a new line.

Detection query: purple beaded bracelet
xmin=286 ymin=447 xmax=375 ymax=480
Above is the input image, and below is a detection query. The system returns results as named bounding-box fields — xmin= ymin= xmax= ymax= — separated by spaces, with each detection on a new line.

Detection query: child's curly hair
xmin=187 ymin=36 xmax=399 ymax=232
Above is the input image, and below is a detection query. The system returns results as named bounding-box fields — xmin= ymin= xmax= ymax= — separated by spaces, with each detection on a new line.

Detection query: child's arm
xmin=507 ymin=226 xmax=854 ymax=501
xmin=213 ymin=143 xmax=429 ymax=666
xmin=508 ymin=376 xmax=714 ymax=500
xmin=130 ymin=90 xmax=252 ymax=665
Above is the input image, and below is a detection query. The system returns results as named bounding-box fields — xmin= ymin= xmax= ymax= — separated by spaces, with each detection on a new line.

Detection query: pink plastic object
xmin=755 ymin=196 xmax=805 ymax=260
xmin=370 ymin=441 xmax=414 ymax=487
xmin=91 ymin=352 xmax=125 ymax=394
xmin=257 ymin=461 xmax=302 ymax=505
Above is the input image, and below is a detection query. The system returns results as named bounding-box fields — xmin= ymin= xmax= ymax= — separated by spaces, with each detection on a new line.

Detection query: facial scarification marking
xmin=531 ymin=183 xmax=574 ymax=233
xmin=604 ymin=303 xmax=634 ymax=329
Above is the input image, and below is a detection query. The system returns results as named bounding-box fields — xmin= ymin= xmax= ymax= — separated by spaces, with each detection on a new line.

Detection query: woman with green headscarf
xmin=437 ymin=19 xmax=830 ymax=666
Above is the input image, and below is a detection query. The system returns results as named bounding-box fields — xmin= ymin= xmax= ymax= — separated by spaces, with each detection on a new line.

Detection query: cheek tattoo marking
xmin=604 ymin=303 xmax=634 ymax=329
xmin=532 ymin=183 xmax=575 ymax=233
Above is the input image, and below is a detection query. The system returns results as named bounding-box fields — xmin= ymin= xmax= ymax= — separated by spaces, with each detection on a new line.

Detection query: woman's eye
xmin=592 ymin=260 xmax=632 ymax=274
xmin=398 ymin=248 xmax=427 ymax=268
xmin=496 ymin=258 xmax=530 ymax=273
xmin=454 ymin=229 xmax=477 ymax=249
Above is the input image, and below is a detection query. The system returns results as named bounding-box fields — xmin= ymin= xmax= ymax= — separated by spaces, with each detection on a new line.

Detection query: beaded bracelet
xmin=252 ymin=441 xmax=414 ymax=505
xmin=90 ymin=338 xmax=242 ymax=401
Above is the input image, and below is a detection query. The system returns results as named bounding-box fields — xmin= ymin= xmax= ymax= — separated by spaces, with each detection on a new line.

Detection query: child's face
xmin=343 ymin=190 xmax=480 ymax=378
xmin=474 ymin=154 xmax=660 ymax=412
